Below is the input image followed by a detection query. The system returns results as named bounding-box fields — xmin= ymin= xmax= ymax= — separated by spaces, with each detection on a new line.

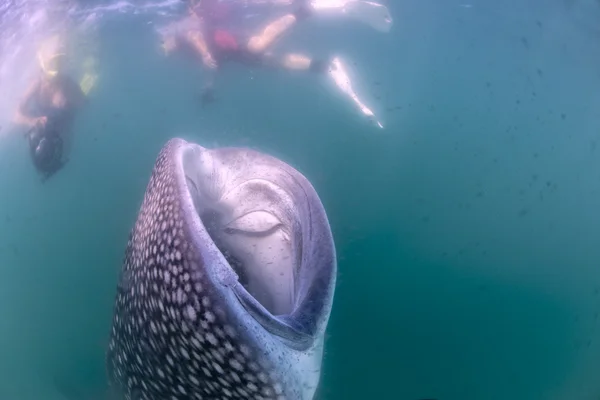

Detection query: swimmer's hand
xmin=34 ymin=116 xmax=48 ymax=128
xmin=202 ymin=53 xmax=218 ymax=69
xmin=22 ymin=116 xmax=48 ymax=138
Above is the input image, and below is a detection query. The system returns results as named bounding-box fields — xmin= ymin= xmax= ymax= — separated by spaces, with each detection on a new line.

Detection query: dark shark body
xmin=106 ymin=138 xmax=336 ymax=400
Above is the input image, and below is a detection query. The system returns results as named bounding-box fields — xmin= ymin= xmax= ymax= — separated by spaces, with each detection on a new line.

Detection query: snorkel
xmin=36 ymin=34 xmax=68 ymax=79
xmin=38 ymin=51 xmax=67 ymax=78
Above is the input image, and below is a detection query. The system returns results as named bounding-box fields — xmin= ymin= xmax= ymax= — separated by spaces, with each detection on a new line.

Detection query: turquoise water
xmin=1 ymin=0 xmax=600 ymax=399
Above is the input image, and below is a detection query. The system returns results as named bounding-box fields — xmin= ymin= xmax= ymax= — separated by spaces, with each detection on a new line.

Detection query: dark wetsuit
xmin=21 ymin=76 xmax=78 ymax=180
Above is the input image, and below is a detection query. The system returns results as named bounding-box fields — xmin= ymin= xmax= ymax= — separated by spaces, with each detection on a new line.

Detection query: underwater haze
xmin=1 ymin=0 xmax=600 ymax=399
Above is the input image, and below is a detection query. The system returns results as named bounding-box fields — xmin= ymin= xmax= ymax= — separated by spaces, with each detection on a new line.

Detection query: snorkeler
xmin=14 ymin=34 xmax=98 ymax=181
xmin=161 ymin=0 xmax=385 ymax=127
xmin=161 ymin=0 xmax=317 ymax=90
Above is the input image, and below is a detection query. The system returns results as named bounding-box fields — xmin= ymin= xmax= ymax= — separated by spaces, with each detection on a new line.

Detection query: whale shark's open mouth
xmin=196 ymin=188 xmax=296 ymax=316
xmin=182 ymin=147 xmax=298 ymax=317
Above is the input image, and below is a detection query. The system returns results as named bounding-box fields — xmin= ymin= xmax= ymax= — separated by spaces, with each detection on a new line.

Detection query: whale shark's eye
xmin=223 ymin=211 xmax=283 ymax=237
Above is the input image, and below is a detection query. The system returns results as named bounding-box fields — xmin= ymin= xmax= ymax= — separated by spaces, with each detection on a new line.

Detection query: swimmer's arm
xmin=14 ymin=79 xmax=43 ymax=127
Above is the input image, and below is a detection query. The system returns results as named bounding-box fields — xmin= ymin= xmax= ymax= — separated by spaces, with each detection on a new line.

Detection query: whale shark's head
xmin=107 ymin=138 xmax=337 ymax=400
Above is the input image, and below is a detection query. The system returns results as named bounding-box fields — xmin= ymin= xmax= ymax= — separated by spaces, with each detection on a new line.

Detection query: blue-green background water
xmin=2 ymin=0 xmax=600 ymax=399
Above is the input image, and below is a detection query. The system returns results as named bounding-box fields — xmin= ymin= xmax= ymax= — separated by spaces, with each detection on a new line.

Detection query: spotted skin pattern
xmin=106 ymin=139 xmax=291 ymax=400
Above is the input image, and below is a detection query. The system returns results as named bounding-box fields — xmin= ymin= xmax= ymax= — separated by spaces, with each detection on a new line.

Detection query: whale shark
xmin=106 ymin=138 xmax=337 ymax=400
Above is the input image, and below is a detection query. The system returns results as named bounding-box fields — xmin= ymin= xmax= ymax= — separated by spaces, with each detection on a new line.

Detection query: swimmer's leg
xmin=185 ymin=30 xmax=206 ymax=54
xmin=185 ymin=30 xmax=217 ymax=68
xmin=266 ymin=53 xmax=327 ymax=72
xmin=246 ymin=6 xmax=312 ymax=54
xmin=281 ymin=53 xmax=321 ymax=70
xmin=325 ymin=56 xmax=384 ymax=128
xmin=247 ymin=15 xmax=297 ymax=54
xmin=309 ymin=0 xmax=393 ymax=33
xmin=274 ymin=54 xmax=384 ymax=127
xmin=247 ymin=51 xmax=382 ymax=127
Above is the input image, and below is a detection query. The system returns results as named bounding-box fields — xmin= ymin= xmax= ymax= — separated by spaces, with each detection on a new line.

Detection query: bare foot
xmin=161 ymin=36 xmax=178 ymax=56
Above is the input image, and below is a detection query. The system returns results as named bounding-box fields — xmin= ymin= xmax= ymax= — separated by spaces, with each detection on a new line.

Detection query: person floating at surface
xmin=14 ymin=34 xmax=98 ymax=181
xmin=161 ymin=0 xmax=320 ymax=99
xmin=160 ymin=0 xmax=385 ymax=128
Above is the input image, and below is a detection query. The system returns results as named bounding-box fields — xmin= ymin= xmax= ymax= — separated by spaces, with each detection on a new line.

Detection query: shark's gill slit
xmin=185 ymin=171 xmax=296 ymax=316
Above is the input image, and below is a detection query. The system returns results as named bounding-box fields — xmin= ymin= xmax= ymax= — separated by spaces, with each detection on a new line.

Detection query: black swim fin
xmin=40 ymin=158 xmax=68 ymax=183
xmin=200 ymin=86 xmax=217 ymax=107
